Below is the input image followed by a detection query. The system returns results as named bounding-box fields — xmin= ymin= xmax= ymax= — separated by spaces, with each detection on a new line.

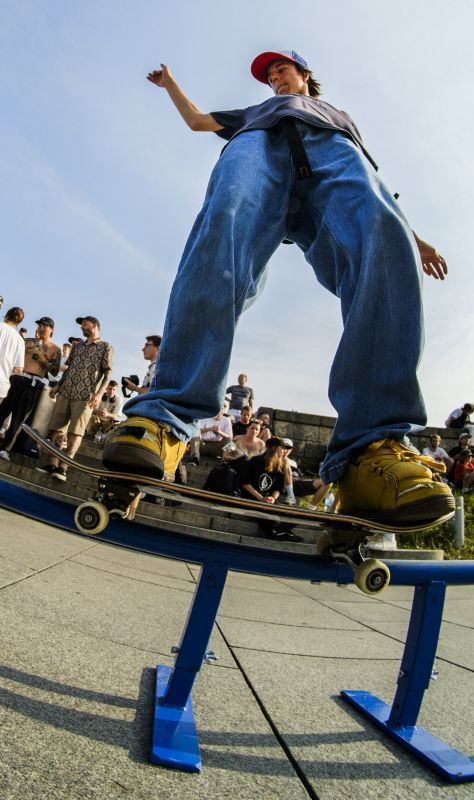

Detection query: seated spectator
xmin=239 ymin=436 xmax=302 ymax=542
xmin=188 ymin=405 xmax=233 ymax=465
xmin=280 ymin=438 xmax=333 ymax=509
xmin=226 ymin=373 xmax=254 ymax=420
xmin=422 ymin=433 xmax=453 ymax=478
xmin=88 ymin=380 xmax=124 ymax=436
xmin=232 ymin=405 xmax=252 ymax=436
xmin=453 ymin=449 xmax=474 ymax=491
xmin=122 ymin=335 xmax=162 ymax=395
xmin=231 ymin=417 xmax=266 ymax=458
xmin=258 ymin=412 xmax=272 ymax=443
xmin=445 ymin=403 xmax=474 ymax=435
xmin=449 ymin=432 xmax=473 ymax=461
xmin=447 ymin=432 xmax=472 ymax=482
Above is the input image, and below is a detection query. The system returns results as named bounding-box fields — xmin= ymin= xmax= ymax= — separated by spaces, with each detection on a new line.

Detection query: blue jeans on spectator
xmin=125 ymin=124 xmax=426 ymax=484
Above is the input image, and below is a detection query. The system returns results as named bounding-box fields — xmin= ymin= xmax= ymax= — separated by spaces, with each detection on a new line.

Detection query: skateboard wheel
xmin=75 ymin=501 xmax=109 ymax=534
xmin=355 ymin=559 xmax=390 ymax=595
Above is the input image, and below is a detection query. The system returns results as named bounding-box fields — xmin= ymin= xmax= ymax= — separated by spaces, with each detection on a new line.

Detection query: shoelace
xmin=366 ymin=439 xmax=446 ymax=474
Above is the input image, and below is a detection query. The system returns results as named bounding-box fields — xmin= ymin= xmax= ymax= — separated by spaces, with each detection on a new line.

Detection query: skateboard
xmin=23 ymin=424 xmax=455 ymax=596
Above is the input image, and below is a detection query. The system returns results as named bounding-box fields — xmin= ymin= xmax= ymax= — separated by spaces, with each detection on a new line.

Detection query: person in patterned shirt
xmin=38 ymin=316 xmax=113 ymax=481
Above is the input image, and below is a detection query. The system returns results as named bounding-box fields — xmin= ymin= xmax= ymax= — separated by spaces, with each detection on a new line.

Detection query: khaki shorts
xmin=48 ymin=394 xmax=94 ymax=437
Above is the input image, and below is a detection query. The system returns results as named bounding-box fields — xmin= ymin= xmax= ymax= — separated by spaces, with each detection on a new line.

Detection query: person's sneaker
xmin=102 ymin=416 xmax=187 ymax=481
xmin=187 ymin=456 xmax=200 ymax=467
xmin=337 ymin=438 xmax=455 ymax=525
xmin=52 ymin=466 xmax=67 ymax=482
xmin=0 ymin=450 xmax=10 ymax=461
xmin=36 ymin=464 xmax=58 ymax=475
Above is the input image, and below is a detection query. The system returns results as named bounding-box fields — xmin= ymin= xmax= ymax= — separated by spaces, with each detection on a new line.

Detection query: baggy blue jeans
xmin=125 ymin=124 xmax=426 ymax=484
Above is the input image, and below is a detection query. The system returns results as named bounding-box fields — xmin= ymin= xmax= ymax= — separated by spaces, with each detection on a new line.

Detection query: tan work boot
xmin=102 ymin=416 xmax=186 ymax=481
xmin=337 ymin=438 xmax=455 ymax=525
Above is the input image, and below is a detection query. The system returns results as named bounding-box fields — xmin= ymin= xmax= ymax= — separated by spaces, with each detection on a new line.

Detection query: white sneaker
xmin=0 ymin=450 xmax=10 ymax=461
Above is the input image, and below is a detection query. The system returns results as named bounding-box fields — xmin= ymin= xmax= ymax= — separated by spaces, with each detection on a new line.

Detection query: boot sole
xmin=340 ymin=492 xmax=456 ymax=527
xmin=102 ymin=442 xmax=164 ymax=479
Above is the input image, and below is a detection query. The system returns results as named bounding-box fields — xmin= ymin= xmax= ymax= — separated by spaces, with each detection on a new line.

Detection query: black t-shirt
xmin=211 ymin=94 xmax=377 ymax=170
xmin=240 ymin=454 xmax=285 ymax=498
xmin=232 ymin=420 xmax=248 ymax=436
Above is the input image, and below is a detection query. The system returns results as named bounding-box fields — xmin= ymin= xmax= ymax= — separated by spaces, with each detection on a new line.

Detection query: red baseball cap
xmin=251 ymin=50 xmax=310 ymax=84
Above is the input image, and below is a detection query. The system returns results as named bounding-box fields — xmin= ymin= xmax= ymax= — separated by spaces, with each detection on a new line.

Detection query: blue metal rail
xmin=0 ymin=477 xmax=473 ymax=781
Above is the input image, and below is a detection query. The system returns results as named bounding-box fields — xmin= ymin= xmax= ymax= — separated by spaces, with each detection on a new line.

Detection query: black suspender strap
xmin=279 ymin=117 xmax=313 ymax=180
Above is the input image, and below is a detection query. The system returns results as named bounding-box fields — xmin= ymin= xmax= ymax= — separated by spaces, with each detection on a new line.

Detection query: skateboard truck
xmin=315 ymin=529 xmax=391 ymax=594
xmin=74 ymin=478 xmax=142 ymax=533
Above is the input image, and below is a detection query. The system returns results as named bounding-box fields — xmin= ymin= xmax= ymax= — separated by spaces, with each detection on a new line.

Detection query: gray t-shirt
xmin=226 ymin=384 xmax=254 ymax=410
xmin=211 ymin=94 xmax=377 ymax=169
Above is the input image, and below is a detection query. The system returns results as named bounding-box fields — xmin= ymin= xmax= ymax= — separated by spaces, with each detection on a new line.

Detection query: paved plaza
xmin=0 ymin=503 xmax=472 ymax=799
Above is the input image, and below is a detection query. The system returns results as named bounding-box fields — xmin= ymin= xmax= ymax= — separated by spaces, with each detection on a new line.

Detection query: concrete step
xmin=0 ymin=456 xmax=318 ymax=544
xmin=366 ymin=547 xmax=444 ymax=561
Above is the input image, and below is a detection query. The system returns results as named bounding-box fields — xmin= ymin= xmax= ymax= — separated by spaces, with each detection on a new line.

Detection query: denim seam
xmin=234 ymin=215 xmax=288 ymax=308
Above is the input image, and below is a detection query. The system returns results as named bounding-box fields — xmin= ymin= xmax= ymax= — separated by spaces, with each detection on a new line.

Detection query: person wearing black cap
xmin=102 ymin=50 xmax=455 ymax=526
xmin=238 ymin=436 xmax=302 ymax=541
xmin=37 ymin=315 xmax=113 ymax=481
xmin=0 ymin=316 xmax=60 ymax=460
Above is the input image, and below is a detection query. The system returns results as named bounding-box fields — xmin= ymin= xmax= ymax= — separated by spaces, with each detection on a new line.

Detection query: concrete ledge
xmin=366 ymin=548 xmax=444 ymax=561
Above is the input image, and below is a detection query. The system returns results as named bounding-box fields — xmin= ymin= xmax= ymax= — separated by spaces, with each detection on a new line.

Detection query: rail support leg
xmin=341 ymin=581 xmax=474 ymax=783
xmin=151 ymin=560 xmax=228 ymax=772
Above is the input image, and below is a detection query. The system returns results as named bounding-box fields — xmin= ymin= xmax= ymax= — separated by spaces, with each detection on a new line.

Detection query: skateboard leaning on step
xmin=24 ymin=424 xmax=454 ymax=596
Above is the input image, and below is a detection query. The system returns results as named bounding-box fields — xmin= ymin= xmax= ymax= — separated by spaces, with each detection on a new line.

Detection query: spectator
xmin=445 ymin=403 xmax=474 ymax=435
xmin=422 ymin=433 xmax=453 ymax=476
xmin=226 ymin=374 xmax=254 ymax=420
xmin=188 ymin=404 xmax=233 ymax=465
xmin=0 ymin=307 xmax=25 ymax=401
xmin=19 ymin=327 xmax=27 ymax=339
xmin=258 ymin=412 xmax=272 ymax=443
xmin=88 ymin=380 xmax=123 ymax=436
xmin=122 ymin=335 xmax=162 ymax=395
xmin=280 ymin=438 xmax=333 ymax=509
xmin=240 ymin=436 xmax=302 ymax=541
xmin=231 ymin=417 xmax=266 ymax=458
xmin=232 ymin=405 xmax=252 ymax=436
xmin=0 ymin=316 xmax=60 ymax=461
xmin=59 ymin=342 xmax=72 ymax=373
xmin=453 ymin=450 xmax=474 ymax=491
xmin=37 ymin=316 xmax=113 ymax=481
xmin=0 ymin=296 xmax=3 ymax=310
xmin=448 ymin=432 xmax=473 ymax=461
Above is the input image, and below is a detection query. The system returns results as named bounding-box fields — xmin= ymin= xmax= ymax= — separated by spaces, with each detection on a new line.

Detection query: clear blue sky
xmin=1 ymin=0 xmax=472 ymax=427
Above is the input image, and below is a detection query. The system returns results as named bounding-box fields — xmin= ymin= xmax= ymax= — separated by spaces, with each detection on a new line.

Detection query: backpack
xmin=203 ymin=463 xmax=241 ymax=497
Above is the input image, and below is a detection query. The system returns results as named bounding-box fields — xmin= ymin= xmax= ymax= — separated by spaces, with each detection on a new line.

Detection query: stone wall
xmin=257 ymin=406 xmax=464 ymax=475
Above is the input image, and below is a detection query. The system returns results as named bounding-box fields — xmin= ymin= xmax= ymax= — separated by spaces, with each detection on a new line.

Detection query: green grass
xmin=397 ymin=491 xmax=474 ymax=560
xmin=301 ymin=485 xmax=474 ymax=560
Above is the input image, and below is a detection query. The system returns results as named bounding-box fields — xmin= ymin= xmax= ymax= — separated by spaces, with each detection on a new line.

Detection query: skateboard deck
xmin=24 ymin=424 xmax=454 ymax=533
xmin=23 ymin=424 xmax=455 ymax=596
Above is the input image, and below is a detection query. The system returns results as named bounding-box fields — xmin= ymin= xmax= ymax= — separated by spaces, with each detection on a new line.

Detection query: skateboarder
xmin=103 ymin=49 xmax=454 ymax=525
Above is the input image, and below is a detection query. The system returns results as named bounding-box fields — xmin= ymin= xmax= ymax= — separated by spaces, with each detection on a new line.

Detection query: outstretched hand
xmin=147 ymin=63 xmax=173 ymax=89
xmin=414 ymin=233 xmax=448 ymax=281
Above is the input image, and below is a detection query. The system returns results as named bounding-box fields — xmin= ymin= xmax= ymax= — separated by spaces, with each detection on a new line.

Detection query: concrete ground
xmin=0 ymin=503 xmax=472 ymax=800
